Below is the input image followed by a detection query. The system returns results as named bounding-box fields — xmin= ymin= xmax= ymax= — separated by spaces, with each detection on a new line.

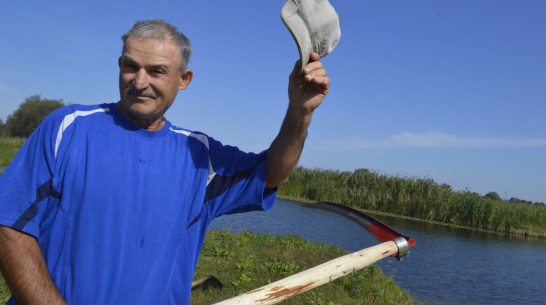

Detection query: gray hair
xmin=121 ymin=19 xmax=192 ymax=73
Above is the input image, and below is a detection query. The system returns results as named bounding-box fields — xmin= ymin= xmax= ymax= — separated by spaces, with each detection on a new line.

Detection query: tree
xmin=484 ymin=191 xmax=501 ymax=201
xmin=0 ymin=118 xmax=8 ymax=137
xmin=509 ymin=197 xmax=522 ymax=204
xmin=6 ymin=95 xmax=65 ymax=138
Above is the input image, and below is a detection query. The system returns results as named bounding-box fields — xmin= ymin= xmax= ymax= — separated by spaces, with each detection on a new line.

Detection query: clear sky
xmin=1 ymin=0 xmax=545 ymax=203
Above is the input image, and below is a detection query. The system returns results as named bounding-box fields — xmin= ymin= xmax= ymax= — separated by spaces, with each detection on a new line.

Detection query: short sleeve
xmin=0 ymin=111 xmax=61 ymax=238
xmin=203 ymin=137 xmax=277 ymax=218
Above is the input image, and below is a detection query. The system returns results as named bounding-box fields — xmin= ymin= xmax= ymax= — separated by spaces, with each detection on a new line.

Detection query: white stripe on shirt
xmin=55 ymin=107 xmax=109 ymax=159
xmin=169 ymin=127 xmax=216 ymax=186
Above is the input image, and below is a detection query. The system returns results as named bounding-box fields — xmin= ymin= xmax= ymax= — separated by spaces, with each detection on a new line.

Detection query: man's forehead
xmin=123 ymin=37 xmax=181 ymax=62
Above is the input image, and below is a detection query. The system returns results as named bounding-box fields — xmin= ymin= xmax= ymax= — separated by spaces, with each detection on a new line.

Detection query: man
xmin=0 ymin=19 xmax=329 ymax=305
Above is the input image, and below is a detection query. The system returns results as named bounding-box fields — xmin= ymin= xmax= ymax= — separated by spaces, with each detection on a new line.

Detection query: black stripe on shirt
xmin=186 ymin=212 xmax=201 ymax=229
xmin=204 ymin=153 xmax=267 ymax=203
xmin=12 ymin=179 xmax=61 ymax=232
xmin=204 ymin=168 xmax=253 ymax=203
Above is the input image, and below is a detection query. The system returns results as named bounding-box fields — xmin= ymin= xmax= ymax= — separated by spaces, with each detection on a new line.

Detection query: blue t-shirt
xmin=0 ymin=103 xmax=276 ymax=304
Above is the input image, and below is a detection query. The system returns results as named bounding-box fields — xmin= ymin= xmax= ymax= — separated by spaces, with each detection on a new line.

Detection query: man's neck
xmin=115 ymin=102 xmax=166 ymax=132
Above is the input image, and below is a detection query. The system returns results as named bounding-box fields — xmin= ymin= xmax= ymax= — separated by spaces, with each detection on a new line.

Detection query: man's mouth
xmin=126 ymin=88 xmax=156 ymax=99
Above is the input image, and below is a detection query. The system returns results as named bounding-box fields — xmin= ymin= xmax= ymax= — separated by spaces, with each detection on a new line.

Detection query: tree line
xmin=0 ymin=95 xmax=64 ymax=138
xmin=278 ymin=167 xmax=546 ymax=238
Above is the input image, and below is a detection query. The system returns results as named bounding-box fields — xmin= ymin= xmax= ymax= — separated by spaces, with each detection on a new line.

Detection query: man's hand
xmin=288 ymin=52 xmax=330 ymax=115
xmin=266 ymin=53 xmax=330 ymax=188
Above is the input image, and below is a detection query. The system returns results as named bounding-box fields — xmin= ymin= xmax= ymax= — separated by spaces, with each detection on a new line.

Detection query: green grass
xmin=0 ymin=276 xmax=10 ymax=303
xmin=0 ymin=231 xmax=412 ymax=304
xmin=0 ymin=137 xmax=25 ymax=166
xmin=191 ymin=230 xmax=413 ymax=305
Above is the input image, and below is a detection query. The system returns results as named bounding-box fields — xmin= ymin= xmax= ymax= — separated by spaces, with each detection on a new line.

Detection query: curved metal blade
xmin=305 ymin=202 xmax=416 ymax=249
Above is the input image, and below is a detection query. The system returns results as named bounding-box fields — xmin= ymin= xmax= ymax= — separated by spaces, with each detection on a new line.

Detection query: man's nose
xmin=133 ymin=69 xmax=149 ymax=89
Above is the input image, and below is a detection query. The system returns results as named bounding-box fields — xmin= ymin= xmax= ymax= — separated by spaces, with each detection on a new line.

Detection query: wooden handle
xmin=192 ymin=275 xmax=213 ymax=288
xmin=214 ymin=240 xmax=399 ymax=305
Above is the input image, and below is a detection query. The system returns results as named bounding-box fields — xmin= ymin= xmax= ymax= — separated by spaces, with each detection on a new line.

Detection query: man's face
xmin=118 ymin=37 xmax=192 ymax=129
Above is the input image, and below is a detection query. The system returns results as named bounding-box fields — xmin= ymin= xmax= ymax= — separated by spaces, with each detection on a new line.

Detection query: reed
xmin=278 ymin=167 xmax=546 ymax=238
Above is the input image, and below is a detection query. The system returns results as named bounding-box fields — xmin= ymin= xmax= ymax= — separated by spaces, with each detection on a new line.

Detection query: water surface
xmin=209 ymin=198 xmax=546 ymax=305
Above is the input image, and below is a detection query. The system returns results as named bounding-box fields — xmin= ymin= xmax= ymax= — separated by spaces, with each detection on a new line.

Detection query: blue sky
xmin=1 ymin=0 xmax=545 ymax=203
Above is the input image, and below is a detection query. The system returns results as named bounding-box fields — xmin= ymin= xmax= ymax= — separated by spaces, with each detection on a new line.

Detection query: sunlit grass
xmin=0 ymin=276 xmax=10 ymax=303
xmin=192 ymin=230 xmax=413 ymax=304
xmin=0 ymin=137 xmax=25 ymax=166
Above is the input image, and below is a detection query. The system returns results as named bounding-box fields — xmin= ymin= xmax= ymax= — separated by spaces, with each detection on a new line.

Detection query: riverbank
xmin=279 ymin=194 xmax=546 ymax=242
xmin=192 ymin=230 xmax=413 ymax=304
xmin=208 ymin=198 xmax=546 ymax=305
xmin=278 ymin=167 xmax=546 ymax=239
xmin=0 ymin=231 xmax=413 ymax=304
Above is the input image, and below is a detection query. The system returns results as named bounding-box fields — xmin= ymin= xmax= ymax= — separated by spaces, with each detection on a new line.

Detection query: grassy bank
xmin=0 ymin=231 xmax=412 ymax=304
xmin=278 ymin=167 xmax=546 ymax=238
xmin=0 ymin=137 xmax=25 ymax=166
xmin=192 ymin=230 xmax=412 ymax=304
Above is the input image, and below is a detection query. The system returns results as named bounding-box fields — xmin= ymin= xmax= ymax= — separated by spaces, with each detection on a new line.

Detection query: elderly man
xmin=0 ymin=19 xmax=329 ymax=305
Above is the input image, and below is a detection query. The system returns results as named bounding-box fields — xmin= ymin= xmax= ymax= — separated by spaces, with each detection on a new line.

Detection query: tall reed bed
xmin=278 ymin=167 xmax=546 ymax=238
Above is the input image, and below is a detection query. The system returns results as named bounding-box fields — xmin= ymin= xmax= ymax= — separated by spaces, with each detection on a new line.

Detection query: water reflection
xmin=209 ymin=199 xmax=546 ymax=305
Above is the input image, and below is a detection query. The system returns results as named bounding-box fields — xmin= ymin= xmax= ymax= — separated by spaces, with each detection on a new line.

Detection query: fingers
xmin=290 ymin=52 xmax=324 ymax=77
xmin=302 ymin=52 xmax=321 ymax=71
xmin=302 ymin=53 xmax=329 ymax=90
xmin=288 ymin=52 xmax=329 ymax=96
xmin=302 ymin=52 xmax=325 ymax=76
xmin=309 ymin=52 xmax=321 ymax=62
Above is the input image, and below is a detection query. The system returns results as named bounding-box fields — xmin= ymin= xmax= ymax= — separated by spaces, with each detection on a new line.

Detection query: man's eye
xmin=123 ymin=64 xmax=137 ymax=71
xmin=150 ymin=70 xmax=165 ymax=76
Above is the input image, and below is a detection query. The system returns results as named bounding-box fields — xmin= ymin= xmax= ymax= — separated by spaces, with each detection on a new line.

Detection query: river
xmin=209 ymin=198 xmax=546 ymax=305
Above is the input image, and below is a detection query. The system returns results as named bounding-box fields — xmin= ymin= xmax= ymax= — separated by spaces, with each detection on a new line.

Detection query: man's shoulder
xmin=168 ymin=124 xmax=210 ymax=146
xmin=41 ymin=103 xmax=111 ymax=125
xmin=30 ymin=103 xmax=109 ymax=130
xmin=50 ymin=103 xmax=112 ymax=118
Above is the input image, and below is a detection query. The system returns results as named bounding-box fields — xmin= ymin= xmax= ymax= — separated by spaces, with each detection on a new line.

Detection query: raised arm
xmin=0 ymin=226 xmax=67 ymax=305
xmin=266 ymin=52 xmax=330 ymax=188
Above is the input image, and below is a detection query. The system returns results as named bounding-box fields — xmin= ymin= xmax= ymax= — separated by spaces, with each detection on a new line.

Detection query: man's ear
xmin=179 ymin=69 xmax=193 ymax=90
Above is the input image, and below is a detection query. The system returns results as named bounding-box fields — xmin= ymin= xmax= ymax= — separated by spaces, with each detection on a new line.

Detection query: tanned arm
xmin=0 ymin=226 xmax=67 ymax=305
xmin=266 ymin=52 xmax=330 ymax=188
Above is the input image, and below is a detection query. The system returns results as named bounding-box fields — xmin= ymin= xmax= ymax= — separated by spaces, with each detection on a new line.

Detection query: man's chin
xmin=118 ymin=100 xmax=153 ymax=118
xmin=128 ymin=106 xmax=156 ymax=119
